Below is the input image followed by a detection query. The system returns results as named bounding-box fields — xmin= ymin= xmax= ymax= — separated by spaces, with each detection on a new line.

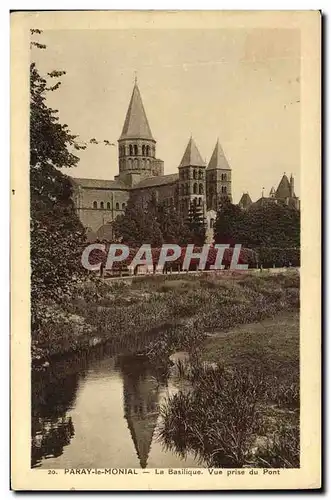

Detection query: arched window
xmin=128 ymin=158 xmax=132 ymax=168
xmin=122 ymin=203 xmax=125 ymax=210
xmin=129 ymin=144 xmax=133 ymax=156
xmin=210 ymin=218 xmax=215 ymax=228
xmin=134 ymin=144 xmax=138 ymax=155
xmin=222 ymin=186 xmax=227 ymax=193
xmin=180 ymin=184 xmax=184 ymax=196
xmin=193 ymin=169 xmax=197 ymax=180
xmin=116 ymin=202 xmax=120 ymax=210
xmin=142 ymin=145 xmax=145 ymax=156
xmin=185 ymin=184 xmax=189 ymax=195
xmin=199 ymin=169 xmax=203 ymax=179
xmin=133 ymin=158 xmax=138 ymax=169
xmin=198 ymin=197 xmax=202 ymax=206
xmin=193 ymin=198 xmax=197 ymax=207
xmin=199 ymin=184 xmax=204 ymax=195
xmin=93 ymin=201 xmax=97 ymax=209
xmin=107 ymin=202 xmax=111 ymax=210
xmin=193 ymin=183 xmax=198 ymax=194
xmin=100 ymin=201 xmax=104 ymax=209
xmin=222 ymin=173 xmax=227 ymax=181
xmin=146 ymin=145 xmax=150 ymax=156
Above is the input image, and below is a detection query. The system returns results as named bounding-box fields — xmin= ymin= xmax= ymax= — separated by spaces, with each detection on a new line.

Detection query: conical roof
xmin=179 ymin=137 xmax=205 ymax=168
xmin=119 ymin=82 xmax=154 ymax=141
xmin=207 ymin=139 xmax=231 ymax=170
xmin=275 ymin=174 xmax=291 ymax=199
xmin=239 ymin=192 xmax=252 ymax=208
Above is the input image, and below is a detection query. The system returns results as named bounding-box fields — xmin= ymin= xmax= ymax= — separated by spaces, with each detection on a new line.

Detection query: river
xmin=31 ymin=344 xmax=200 ymax=469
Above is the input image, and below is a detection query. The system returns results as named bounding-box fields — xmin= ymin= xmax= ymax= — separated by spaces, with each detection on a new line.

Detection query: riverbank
xmin=32 ymin=271 xmax=300 ymax=468
xmin=158 ymin=311 xmax=299 ymax=468
xmin=32 ymin=270 xmax=299 ymax=368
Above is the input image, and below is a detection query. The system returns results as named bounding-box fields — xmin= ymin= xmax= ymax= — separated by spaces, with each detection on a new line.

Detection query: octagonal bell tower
xmin=117 ymin=79 xmax=157 ymax=184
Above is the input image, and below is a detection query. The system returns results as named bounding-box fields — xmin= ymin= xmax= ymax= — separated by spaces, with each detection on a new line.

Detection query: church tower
xmin=177 ymin=137 xmax=206 ymax=218
xmin=117 ymin=80 xmax=164 ymax=186
xmin=206 ymin=139 xmax=232 ymax=211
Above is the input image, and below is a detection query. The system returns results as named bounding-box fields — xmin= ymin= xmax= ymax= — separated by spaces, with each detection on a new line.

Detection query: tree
xmin=155 ymin=203 xmax=191 ymax=245
xmin=214 ymin=199 xmax=244 ymax=245
xmin=186 ymin=202 xmax=206 ymax=246
xmin=30 ymin=34 xmax=88 ymax=333
xmin=113 ymin=195 xmax=163 ymax=247
xmin=240 ymin=203 xmax=300 ymax=249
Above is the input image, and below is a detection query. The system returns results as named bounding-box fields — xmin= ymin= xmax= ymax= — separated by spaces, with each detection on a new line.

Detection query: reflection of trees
xmin=118 ymin=356 xmax=167 ymax=468
xmin=31 ymin=416 xmax=75 ymax=467
xmin=31 ymin=372 xmax=79 ymax=468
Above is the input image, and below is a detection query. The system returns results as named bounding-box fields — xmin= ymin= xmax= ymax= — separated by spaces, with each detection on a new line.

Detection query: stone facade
xmin=71 ymin=81 xmax=233 ymax=240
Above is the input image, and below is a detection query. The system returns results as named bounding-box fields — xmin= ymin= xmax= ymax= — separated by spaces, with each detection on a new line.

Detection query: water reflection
xmin=118 ymin=356 xmax=161 ymax=468
xmin=31 ymin=347 xmax=199 ymax=469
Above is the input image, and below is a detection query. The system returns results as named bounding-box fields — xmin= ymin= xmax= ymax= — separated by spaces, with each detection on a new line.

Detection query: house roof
xmin=207 ymin=139 xmax=231 ymax=170
xmin=275 ymin=174 xmax=292 ymax=199
xmin=119 ymin=82 xmax=154 ymax=141
xmin=238 ymin=192 xmax=252 ymax=208
xmin=71 ymin=177 xmax=128 ymax=190
xmin=132 ymin=173 xmax=179 ymax=189
xmin=179 ymin=137 xmax=205 ymax=168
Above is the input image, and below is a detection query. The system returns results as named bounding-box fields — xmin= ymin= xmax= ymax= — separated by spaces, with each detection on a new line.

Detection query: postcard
xmin=11 ymin=10 xmax=321 ymax=491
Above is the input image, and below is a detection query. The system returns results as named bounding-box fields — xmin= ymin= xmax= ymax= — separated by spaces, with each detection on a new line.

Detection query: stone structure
xmin=238 ymin=173 xmax=300 ymax=211
xmin=72 ymin=80 xmax=232 ymax=241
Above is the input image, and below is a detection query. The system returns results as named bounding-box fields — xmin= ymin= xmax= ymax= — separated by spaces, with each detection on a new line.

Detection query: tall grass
xmin=33 ymin=271 xmax=300 ymax=365
xmin=158 ymin=362 xmax=299 ymax=468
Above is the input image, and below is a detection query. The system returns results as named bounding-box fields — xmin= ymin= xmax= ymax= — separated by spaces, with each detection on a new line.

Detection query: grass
xmin=157 ymin=310 xmax=299 ymax=468
xmin=32 ymin=270 xmax=299 ymax=368
xmin=201 ymin=311 xmax=299 ymax=378
xmin=33 ymin=271 xmax=300 ymax=468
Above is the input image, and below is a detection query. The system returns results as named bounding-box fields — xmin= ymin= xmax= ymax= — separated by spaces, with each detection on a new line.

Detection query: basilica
xmin=72 ymin=80 xmax=299 ymax=242
xmin=71 ymin=80 xmax=232 ymax=241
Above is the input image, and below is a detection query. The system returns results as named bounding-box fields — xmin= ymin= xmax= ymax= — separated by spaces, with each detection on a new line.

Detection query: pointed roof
xmin=179 ymin=137 xmax=205 ymax=168
xmin=207 ymin=139 xmax=231 ymax=170
xmin=119 ymin=82 xmax=154 ymax=141
xmin=126 ymin=410 xmax=159 ymax=468
xmin=275 ymin=174 xmax=292 ymax=199
xmin=238 ymin=192 xmax=252 ymax=208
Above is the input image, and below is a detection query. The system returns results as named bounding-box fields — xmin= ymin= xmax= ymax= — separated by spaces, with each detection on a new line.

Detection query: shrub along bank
xmin=32 ymin=270 xmax=300 ymax=368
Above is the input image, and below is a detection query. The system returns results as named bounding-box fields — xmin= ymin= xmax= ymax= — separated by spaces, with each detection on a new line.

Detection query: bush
xmin=255 ymin=248 xmax=300 ymax=268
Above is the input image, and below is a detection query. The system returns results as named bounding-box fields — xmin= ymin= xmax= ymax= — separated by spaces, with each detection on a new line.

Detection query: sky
xmin=32 ymin=28 xmax=301 ymax=203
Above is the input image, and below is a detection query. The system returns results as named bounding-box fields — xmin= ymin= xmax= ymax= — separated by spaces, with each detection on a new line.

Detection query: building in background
xmin=238 ymin=173 xmax=300 ymax=211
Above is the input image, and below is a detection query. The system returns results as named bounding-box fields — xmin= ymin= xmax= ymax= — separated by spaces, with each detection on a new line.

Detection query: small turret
xmin=290 ymin=173 xmax=295 ymax=197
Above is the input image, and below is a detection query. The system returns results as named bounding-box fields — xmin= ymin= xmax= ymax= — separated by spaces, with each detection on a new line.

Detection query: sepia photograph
xmin=11 ymin=10 xmax=321 ymax=490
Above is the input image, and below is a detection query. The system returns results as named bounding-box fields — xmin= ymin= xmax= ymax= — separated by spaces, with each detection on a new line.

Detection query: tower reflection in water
xmin=118 ymin=356 xmax=165 ymax=469
xmin=31 ymin=349 xmax=172 ymax=469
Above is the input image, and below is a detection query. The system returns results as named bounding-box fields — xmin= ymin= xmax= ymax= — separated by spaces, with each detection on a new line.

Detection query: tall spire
xmin=207 ymin=139 xmax=231 ymax=170
xmin=179 ymin=137 xmax=205 ymax=168
xmin=120 ymin=82 xmax=154 ymax=141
